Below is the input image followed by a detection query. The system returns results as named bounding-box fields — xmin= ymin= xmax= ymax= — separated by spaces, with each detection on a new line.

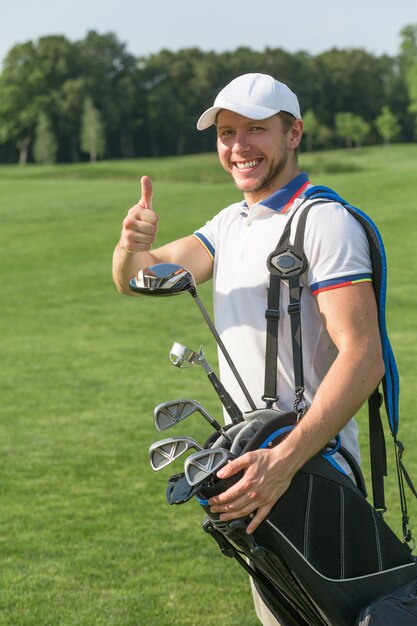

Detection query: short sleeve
xmin=302 ymin=202 xmax=372 ymax=295
xmin=193 ymin=202 xmax=243 ymax=261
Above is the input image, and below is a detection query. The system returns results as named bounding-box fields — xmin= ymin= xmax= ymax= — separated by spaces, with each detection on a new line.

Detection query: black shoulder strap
xmin=263 ymin=198 xmax=321 ymax=411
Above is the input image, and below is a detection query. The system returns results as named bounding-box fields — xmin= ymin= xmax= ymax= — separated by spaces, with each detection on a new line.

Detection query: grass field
xmin=0 ymin=145 xmax=416 ymax=625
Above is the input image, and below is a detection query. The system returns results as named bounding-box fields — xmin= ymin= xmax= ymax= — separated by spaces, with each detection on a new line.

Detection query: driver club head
xmin=184 ymin=448 xmax=234 ymax=486
xmin=129 ymin=263 xmax=195 ymax=296
xmin=149 ymin=436 xmax=203 ymax=471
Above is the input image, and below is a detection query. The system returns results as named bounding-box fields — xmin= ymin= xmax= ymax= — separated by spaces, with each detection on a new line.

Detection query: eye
xmin=249 ymin=125 xmax=264 ymax=133
xmin=218 ymin=128 xmax=234 ymax=137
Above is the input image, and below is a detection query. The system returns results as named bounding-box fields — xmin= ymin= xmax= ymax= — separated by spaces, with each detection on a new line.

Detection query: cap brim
xmin=196 ymin=106 xmax=222 ymax=130
xmin=196 ymin=103 xmax=281 ymax=130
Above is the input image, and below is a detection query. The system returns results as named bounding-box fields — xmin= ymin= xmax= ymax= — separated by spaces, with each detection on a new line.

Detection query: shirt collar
xmin=240 ymin=172 xmax=310 ymax=214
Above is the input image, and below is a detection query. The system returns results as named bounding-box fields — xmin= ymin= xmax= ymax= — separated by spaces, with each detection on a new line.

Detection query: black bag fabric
xmin=197 ymin=413 xmax=417 ymax=626
xmin=355 ymin=577 xmax=417 ymax=625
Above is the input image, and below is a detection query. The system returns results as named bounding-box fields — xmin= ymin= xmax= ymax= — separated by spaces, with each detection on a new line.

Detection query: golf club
xmin=149 ymin=436 xmax=203 ymax=471
xmin=129 ymin=263 xmax=256 ymax=411
xmin=170 ymin=342 xmax=243 ymax=424
xmin=184 ymin=447 xmax=235 ymax=487
xmin=153 ymin=398 xmax=231 ymax=440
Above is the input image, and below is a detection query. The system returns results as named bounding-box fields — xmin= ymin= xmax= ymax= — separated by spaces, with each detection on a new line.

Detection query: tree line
xmin=0 ymin=26 xmax=417 ymax=164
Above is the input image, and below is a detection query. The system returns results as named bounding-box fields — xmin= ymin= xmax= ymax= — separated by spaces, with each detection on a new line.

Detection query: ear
xmin=288 ymin=119 xmax=304 ymax=150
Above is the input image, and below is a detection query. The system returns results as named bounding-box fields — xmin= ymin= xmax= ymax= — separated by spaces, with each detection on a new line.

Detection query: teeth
xmin=235 ymin=160 xmax=260 ymax=170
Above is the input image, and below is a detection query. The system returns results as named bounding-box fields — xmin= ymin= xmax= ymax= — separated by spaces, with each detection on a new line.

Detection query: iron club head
xmin=184 ymin=448 xmax=235 ymax=486
xmin=149 ymin=436 xmax=202 ymax=471
xmin=153 ymin=399 xmax=224 ymax=434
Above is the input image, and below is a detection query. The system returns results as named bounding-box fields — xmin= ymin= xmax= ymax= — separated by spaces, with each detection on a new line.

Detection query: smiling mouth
xmin=234 ymin=159 xmax=262 ymax=170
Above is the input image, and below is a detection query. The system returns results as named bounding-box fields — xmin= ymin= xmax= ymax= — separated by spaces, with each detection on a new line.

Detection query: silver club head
xmin=129 ymin=263 xmax=196 ymax=296
xmin=153 ymin=399 xmax=222 ymax=432
xmin=184 ymin=448 xmax=234 ymax=486
xmin=154 ymin=399 xmax=204 ymax=431
xmin=149 ymin=436 xmax=203 ymax=471
xmin=169 ymin=342 xmax=200 ymax=369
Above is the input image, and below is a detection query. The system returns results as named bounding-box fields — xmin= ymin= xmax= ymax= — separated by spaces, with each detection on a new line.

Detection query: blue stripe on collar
xmin=261 ymin=172 xmax=310 ymax=212
xmin=241 ymin=172 xmax=310 ymax=213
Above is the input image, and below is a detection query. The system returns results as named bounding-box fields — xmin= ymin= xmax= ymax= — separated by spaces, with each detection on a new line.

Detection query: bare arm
xmin=112 ymin=176 xmax=213 ymax=294
xmin=209 ymin=282 xmax=385 ymax=533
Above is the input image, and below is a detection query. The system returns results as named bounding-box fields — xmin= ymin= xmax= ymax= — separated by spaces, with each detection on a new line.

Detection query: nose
xmin=231 ymin=130 xmax=251 ymax=153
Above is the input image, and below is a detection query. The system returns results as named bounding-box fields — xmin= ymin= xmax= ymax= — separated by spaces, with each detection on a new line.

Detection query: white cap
xmin=197 ymin=73 xmax=301 ymax=130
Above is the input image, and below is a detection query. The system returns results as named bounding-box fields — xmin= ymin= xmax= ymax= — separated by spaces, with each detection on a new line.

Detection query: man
xmin=112 ymin=73 xmax=384 ymax=626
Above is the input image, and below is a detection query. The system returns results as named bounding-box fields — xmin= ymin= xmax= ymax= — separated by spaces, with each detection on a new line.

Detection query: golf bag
xmin=166 ymin=186 xmax=417 ymax=625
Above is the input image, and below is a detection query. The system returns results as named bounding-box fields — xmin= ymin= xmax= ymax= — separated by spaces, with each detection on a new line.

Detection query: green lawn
xmin=0 ymin=145 xmax=416 ymax=625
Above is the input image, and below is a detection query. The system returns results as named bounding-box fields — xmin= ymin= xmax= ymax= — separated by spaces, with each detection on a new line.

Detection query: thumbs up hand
xmin=121 ymin=176 xmax=159 ymax=253
xmin=138 ymin=175 xmax=154 ymax=211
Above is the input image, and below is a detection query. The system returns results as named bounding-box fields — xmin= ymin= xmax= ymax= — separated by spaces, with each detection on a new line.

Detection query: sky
xmin=1 ymin=0 xmax=416 ymax=66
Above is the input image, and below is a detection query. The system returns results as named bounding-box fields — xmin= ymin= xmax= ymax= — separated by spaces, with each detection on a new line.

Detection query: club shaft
xmin=207 ymin=372 xmax=242 ymax=424
xmin=200 ymin=404 xmax=225 ymax=431
xmin=191 ymin=293 xmax=257 ymax=410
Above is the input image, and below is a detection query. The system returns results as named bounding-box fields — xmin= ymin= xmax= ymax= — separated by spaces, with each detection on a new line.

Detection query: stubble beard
xmin=231 ymin=149 xmax=290 ymax=195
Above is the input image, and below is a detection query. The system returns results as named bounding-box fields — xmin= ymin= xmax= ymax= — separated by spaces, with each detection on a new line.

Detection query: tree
xmin=80 ymin=96 xmax=106 ymax=161
xmin=399 ymin=24 xmax=417 ymax=138
xmin=374 ymin=106 xmax=401 ymax=144
xmin=33 ymin=112 xmax=58 ymax=163
xmin=302 ymin=110 xmax=321 ymax=151
xmin=404 ymin=60 xmax=417 ymax=136
xmin=350 ymin=116 xmax=370 ymax=148
xmin=312 ymin=49 xmax=389 ymax=127
xmin=76 ymin=31 xmax=143 ymax=158
xmin=335 ymin=112 xmax=355 ymax=148
xmin=335 ymin=112 xmax=370 ymax=148
xmin=0 ymin=41 xmax=40 ymax=164
xmin=399 ymin=24 xmax=417 ymax=68
xmin=0 ymin=36 xmax=78 ymax=164
xmin=56 ymin=78 xmax=87 ymax=162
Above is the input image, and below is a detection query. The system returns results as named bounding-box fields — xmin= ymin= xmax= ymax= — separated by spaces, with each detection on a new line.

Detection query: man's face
xmin=216 ymin=110 xmax=302 ymax=204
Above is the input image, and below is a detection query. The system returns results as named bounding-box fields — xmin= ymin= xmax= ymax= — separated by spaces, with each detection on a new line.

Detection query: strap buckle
xmin=261 ymin=394 xmax=279 ymax=409
xmin=287 ymin=302 xmax=300 ymax=315
xmin=267 ymin=249 xmax=304 ymax=277
xmin=265 ymin=308 xmax=280 ymax=321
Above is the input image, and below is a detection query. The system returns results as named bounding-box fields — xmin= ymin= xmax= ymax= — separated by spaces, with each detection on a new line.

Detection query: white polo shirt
xmin=193 ymin=172 xmax=372 ymax=461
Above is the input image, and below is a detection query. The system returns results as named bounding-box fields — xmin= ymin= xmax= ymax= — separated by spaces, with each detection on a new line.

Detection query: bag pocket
xmin=355 ymin=576 xmax=417 ymax=625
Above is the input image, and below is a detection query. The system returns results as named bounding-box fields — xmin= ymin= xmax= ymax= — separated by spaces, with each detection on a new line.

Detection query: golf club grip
xmin=207 ymin=372 xmax=243 ymax=424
